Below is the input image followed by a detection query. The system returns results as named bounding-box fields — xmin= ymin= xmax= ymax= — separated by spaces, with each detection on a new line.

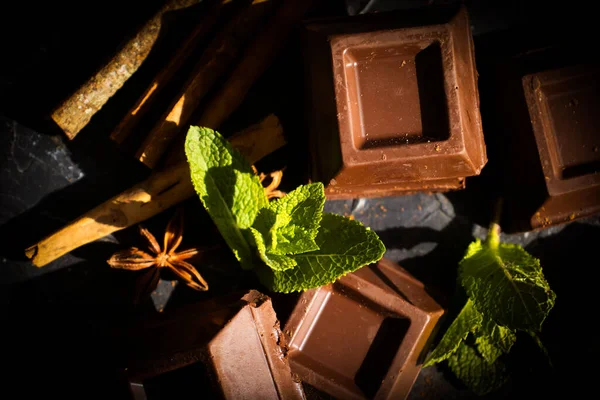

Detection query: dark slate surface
xmin=1 ymin=0 xmax=599 ymax=399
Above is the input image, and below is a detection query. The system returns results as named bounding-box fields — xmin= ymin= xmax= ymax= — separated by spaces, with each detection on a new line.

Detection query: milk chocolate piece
xmin=284 ymin=258 xmax=444 ymax=400
xmin=521 ymin=64 xmax=600 ymax=228
xmin=304 ymin=6 xmax=486 ymax=199
xmin=481 ymin=35 xmax=600 ymax=231
xmin=120 ymin=290 xmax=304 ymax=400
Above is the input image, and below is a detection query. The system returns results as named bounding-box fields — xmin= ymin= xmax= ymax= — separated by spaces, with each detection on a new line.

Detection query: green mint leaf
xmin=253 ymin=183 xmax=324 ymax=255
xmin=258 ymin=213 xmax=385 ymax=293
xmin=447 ymin=342 xmax=510 ymax=396
xmin=252 ymin=208 xmax=278 ymax=250
xmin=471 ymin=313 xmax=516 ymax=365
xmin=474 ymin=336 xmax=504 ymax=366
xmin=475 ymin=316 xmax=516 ymax=364
xmin=424 ymin=299 xmax=483 ymax=367
xmin=268 ymin=182 xmax=324 ymax=255
xmin=459 ymin=237 xmax=556 ymax=332
xmin=185 ymin=126 xmax=267 ymax=269
xmin=249 ymin=227 xmax=297 ymax=271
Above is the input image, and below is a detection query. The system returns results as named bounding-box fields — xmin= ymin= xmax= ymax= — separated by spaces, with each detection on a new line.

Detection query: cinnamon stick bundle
xmin=25 ymin=114 xmax=284 ymax=267
xmin=51 ymin=0 xmax=218 ymax=139
xmin=110 ymin=0 xmax=242 ymax=144
xmin=141 ymin=0 xmax=316 ymax=168
xmin=136 ymin=0 xmax=274 ymax=167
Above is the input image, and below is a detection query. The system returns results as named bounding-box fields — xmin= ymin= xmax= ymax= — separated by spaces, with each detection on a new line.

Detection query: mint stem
xmin=528 ymin=331 xmax=553 ymax=368
xmin=485 ymin=199 xmax=503 ymax=249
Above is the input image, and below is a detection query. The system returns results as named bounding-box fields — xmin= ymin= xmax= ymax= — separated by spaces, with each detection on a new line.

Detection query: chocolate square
xmin=521 ymin=64 xmax=600 ymax=228
xmin=120 ymin=291 xmax=304 ymax=400
xmin=304 ymin=6 xmax=486 ymax=199
xmin=524 ymin=64 xmax=600 ymax=190
xmin=284 ymin=258 xmax=444 ymax=399
xmin=480 ymin=34 xmax=600 ymax=231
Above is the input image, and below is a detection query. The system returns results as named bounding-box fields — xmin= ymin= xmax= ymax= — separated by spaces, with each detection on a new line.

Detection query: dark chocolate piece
xmin=119 ymin=291 xmax=304 ymax=400
xmin=303 ymin=6 xmax=486 ymax=199
xmin=284 ymin=258 xmax=444 ymax=400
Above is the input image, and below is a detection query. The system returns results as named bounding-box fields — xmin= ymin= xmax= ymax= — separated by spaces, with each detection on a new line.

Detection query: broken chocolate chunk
xmin=119 ymin=290 xmax=304 ymax=400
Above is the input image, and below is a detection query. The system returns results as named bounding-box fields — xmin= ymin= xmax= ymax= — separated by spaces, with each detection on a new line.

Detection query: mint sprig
xmin=185 ymin=126 xmax=385 ymax=292
xmin=460 ymin=232 xmax=555 ymax=331
xmin=424 ymin=213 xmax=555 ymax=395
xmin=185 ymin=126 xmax=267 ymax=270
xmin=253 ymin=182 xmax=324 ymax=256
xmin=257 ymin=212 xmax=385 ymax=293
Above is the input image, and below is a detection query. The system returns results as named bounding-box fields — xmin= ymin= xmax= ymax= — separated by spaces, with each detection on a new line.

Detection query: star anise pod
xmin=254 ymin=167 xmax=286 ymax=199
xmin=107 ymin=210 xmax=208 ymax=291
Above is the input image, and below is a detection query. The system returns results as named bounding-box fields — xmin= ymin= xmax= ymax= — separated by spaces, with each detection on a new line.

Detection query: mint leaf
xmin=447 ymin=342 xmax=509 ymax=396
xmin=185 ymin=125 xmax=385 ymax=292
xmin=424 ymin=299 xmax=482 ymax=367
xmin=425 ymin=214 xmax=555 ymax=395
xmin=185 ymin=126 xmax=267 ymax=269
xmin=475 ymin=336 xmax=504 ymax=366
xmin=459 ymin=234 xmax=556 ymax=331
xmin=269 ymin=182 xmax=324 ymax=255
xmin=258 ymin=213 xmax=385 ymax=293
xmin=475 ymin=316 xmax=516 ymax=364
xmin=253 ymin=182 xmax=324 ymax=255
xmin=249 ymin=227 xmax=297 ymax=271
xmin=424 ymin=301 xmax=516 ymax=368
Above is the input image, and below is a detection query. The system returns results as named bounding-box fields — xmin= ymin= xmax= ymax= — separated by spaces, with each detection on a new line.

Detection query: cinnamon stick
xmin=149 ymin=0 xmax=316 ymax=168
xmin=109 ymin=0 xmax=234 ymax=144
xmin=51 ymin=0 xmax=214 ymax=139
xmin=25 ymin=114 xmax=285 ymax=267
xmin=136 ymin=0 xmax=274 ymax=168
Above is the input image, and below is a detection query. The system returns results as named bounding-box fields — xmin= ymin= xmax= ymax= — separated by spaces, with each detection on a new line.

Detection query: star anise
xmin=254 ymin=167 xmax=286 ymax=199
xmin=107 ymin=210 xmax=208 ymax=291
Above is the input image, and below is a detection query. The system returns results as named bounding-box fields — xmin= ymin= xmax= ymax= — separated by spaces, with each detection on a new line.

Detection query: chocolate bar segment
xmin=523 ymin=64 xmax=600 ymax=228
xmin=284 ymin=258 xmax=444 ymax=400
xmin=120 ymin=290 xmax=304 ymax=400
xmin=479 ymin=34 xmax=600 ymax=231
xmin=524 ymin=65 xmax=600 ymax=190
xmin=304 ymin=6 xmax=486 ymax=199
xmin=524 ymin=65 xmax=600 ymax=184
